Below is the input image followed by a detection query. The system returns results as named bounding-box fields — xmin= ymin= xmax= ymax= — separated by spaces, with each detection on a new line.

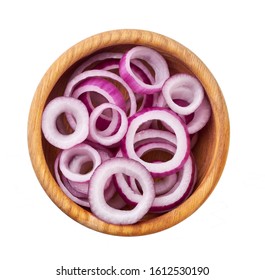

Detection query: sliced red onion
xmin=71 ymin=77 xmax=125 ymax=136
xmin=134 ymin=142 xmax=178 ymax=195
xmin=119 ymin=46 xmax=170 ymax=95
xmin=134 ymin=129 xmax=177 ymax=148
xmin=55 ymin=152 xmax=115 ymax=205
xmin=67 ymin=180 xmax=89 ymax=198
xmin=84 ymin=94 xmax=121 ymax=138
xmin=71 ymin=50 xmax=155 ymax=85
xmin=153 ymin=173 xmax=178 ymax=196
xmin=186 ymin=96 xmax=211 ymax=134
xmin=85 ymin=140 xmax=114 ymax=159
xmin=162 ymin=73 xmax=204 ymax=115
xmin=67 ymin=154 xmax=91 ymax=196
xmin=42 ymin=96 xmax=89 ymax=149
xmin=95 ymin=58 xmax=155 ymax=85
xmin=119 ymin=142 xmax=177 ymax=198
xmin=190 ymin=133 xmax=199 ymax=149
xmin=107 ymin=192 xmax=127 ymax=210
xmin=89 ymin=103 xmax=128 ymax=146
xmin=67 ymin=152 xmax=112 ymax=198
xmin=72 ymin=77 xmax=126 ymax=112
xmin=135 ymin=141 xmax=176 ymax=158
xmin=150 ymin=155 xmax=195 ymax=212
xmin=116 ymin=155 xmax=195 ymax=212
xmin=70 ymin=52 xmax=123 ymax=78
xmin=41 ymin=45 xmax=214 ymax=225
xmin=64 ymin=70 xmax=137 ymax=117
xmin=94 ymin=58 xmax=120 ymax=71
xmin=59 ymin=143 xmax=101 ymax=183
xmin=122 ymin=108 xmax=190 ymax=177
xmin=131 ymin=59 xmax=155 ymax=84
xmin=54 ymin=153 xmax=90 ymax=208
xmin=129 ymin=170 xmax=178 ymax=196
xmin=89 ymin=157 xmax=155 ymax=225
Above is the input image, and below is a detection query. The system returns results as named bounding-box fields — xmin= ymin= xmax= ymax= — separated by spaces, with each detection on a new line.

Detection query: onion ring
xmin=64 ymin=70 xmax=137 ymax=117
xmin=89 ymin=157 xmax=155 ymax=225
xmin=54 ymin=153 xmax=90 ymax=208
xmin=42 ymin=96 xmax=89 ymax=149
xmin=89 ymin=103 xmax=128 ymax=146
xmin=59 ymin=143 xmax=101 ymax=183
xmin=162 ymin=73 xmax=204 ymax=115
xmin=119 ymin=46 xmax=170 ymax=94
xmin=122 ymin=107 xmax=190 ymax=177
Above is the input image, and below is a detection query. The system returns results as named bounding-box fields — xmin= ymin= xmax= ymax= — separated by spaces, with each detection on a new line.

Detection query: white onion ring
xmin=59 ymin=143 xmax=101 ymax=183
xmin=42 ymin=96 xmax=89 ymax=149
xmin=89 ymin=157 xmax=155 ymax=225
xmin=122 ymin=108 xmax=190 ymax=177
xmin=162 ymin=73 xmax=204 ymax=115
xmin=119 ymin=46 xmax=170 ymax=95
xmin=89 ymin=103 xmax=128 ymax=146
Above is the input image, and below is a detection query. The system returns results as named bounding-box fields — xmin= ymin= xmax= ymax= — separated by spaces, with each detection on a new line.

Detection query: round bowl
xmin=28 ymin=29 xmax=230 ymax=236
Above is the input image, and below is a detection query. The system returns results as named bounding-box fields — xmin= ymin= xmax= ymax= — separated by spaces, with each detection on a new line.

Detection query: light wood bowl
xmin=28 ymin=29 xmax=230 ymax=236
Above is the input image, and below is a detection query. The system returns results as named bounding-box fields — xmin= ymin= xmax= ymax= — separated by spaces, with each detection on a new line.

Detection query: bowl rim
xmin=27 ymin=29 xmax=230 ymax=236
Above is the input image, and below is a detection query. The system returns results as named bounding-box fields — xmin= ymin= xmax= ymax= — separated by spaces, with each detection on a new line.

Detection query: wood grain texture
xmin=27 ymin=29 xmax=230 ymax=236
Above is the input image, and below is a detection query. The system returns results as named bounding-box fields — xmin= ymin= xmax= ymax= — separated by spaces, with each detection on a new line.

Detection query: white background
xmin=1 ymin=0 xmax=264 ymax=279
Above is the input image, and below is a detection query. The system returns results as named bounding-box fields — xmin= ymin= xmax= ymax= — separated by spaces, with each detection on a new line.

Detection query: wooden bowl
xmin=28 ymin=29 xmax=230 ymax=236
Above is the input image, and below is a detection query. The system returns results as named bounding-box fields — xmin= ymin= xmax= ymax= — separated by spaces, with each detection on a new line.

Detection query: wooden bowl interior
xmin=42 ymin=44 xmax=215 ymax=223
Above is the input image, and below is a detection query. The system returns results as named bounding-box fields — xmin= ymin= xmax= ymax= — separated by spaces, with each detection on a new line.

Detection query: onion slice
xmin=64 ymin=70 xmax=137 ymax=117
xmin=116 ymin=155 xmax=195 ymax=212
xmin=150 ymin=155 xmax=196 ymax=212
xmin=119 ymin=46 xmax=170 ymax=95
xmin=72 ymin=77 xmax=126 ymax=112
xmin=54 ymin=153 xmax=90 ymax=208
xmin=59 ymin=143 xmax=101 ymax=183
xmin=70 ymin=52 xmax=123 ymax=78
xmin=186 ymin=96 xmax=211 ymax=134
xmin=122 ymin=107 xmax=190 ymax=177
xmin=42 ymin=96 xmax=89 ymax=149
xmin=89 ymin=103 xmax=128 ymax=146
xmin=162 ymin=73 xmax=204 ymax=115
xmin=89 ymin=157 xmax=155 ymax=225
